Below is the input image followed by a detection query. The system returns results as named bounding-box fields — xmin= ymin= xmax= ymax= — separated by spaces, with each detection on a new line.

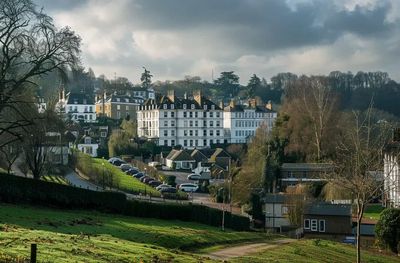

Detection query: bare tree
xmin=330 ymin=106 xmax=396 ymax=263
xmin=0 ymin=0 xmax=81 ymax=147
xmin=0 ymin=136 xmax=20 ymax=174
xmin=285 ymin=76 xmax=339 ymax=161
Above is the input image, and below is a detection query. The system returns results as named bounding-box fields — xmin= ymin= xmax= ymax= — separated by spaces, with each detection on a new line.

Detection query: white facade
xmin=57 ymin=89 xmax=96 ymax=123
xmin=137 ymin=91 xmax=224 ymax=149
xmin=77 ymin=137 xmax=99 ymax=157
xmin=384 ymin=152 xmax=400 ymax=207
xmin=223 ymin=101 xmax=277 ymax=143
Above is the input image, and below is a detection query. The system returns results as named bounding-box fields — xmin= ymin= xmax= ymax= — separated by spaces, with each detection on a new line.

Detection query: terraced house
xmin=95 ymin=93 xmax=143 ymax=120
xmin=137 ymin=90 xmax=224 ymax=148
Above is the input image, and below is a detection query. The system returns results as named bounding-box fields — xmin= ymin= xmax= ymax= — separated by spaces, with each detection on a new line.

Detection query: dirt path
xmin=206 ymin=238 xmax=295 ymax=260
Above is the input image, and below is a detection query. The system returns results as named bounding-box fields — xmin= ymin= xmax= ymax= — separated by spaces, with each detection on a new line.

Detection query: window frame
xmin=311 ymin=219 xmax=318 ymax=231
xmin=319 ymin=220 xmax=326 ymax=232
xmin=304 ymin=219 xmax=310 ymax=230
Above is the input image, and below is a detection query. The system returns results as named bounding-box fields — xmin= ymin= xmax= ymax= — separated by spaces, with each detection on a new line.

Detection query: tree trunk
xmin=356 ymin=202 xmax=365 ymax=263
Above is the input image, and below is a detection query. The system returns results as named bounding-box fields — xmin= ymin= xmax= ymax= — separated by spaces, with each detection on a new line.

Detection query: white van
xmin=178 ymin=183 xmax=199 ymax=192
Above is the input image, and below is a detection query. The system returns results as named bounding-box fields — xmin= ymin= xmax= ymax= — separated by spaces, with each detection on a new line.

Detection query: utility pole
xmin=222 ymin=187 xmax=225 ymax=231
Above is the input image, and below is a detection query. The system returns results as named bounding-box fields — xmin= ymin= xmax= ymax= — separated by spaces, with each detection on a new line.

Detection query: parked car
xmin=112 ymin=159 xmax=126 ymax=166
xmin=156 ymin=184 xmax=171 ymax=191
xmin=143 ymin=177 xmax=155 ymax=184
xmin=108 ymin=157 xmax=122 ymax=163
xmin=140 ymin=176 xmax=150 ymax=182
xmin=159 ymin=187 xmax=177 ymax=193
xmin=134 ymin=172 xmax=145 ymax=179
xmin=126 ymin=168 xmax=139 ymax=175
xmin=178 ymin=183 xmax=199 ymax=192
xmin=149 ymin=180 xmax=162 ymax=187
xmin=187 ymin=173 xmax=201 ymax=181
xmin=119 ymin=164 xmax=132 ymax=172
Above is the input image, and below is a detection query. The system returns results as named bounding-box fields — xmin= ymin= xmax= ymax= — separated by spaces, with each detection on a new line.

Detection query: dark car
xmin=126 ymin=168 xmax=139 ymax=175
xmin=140 ymin=176 xmax=150 ymax=182
xmin=112 ymin=159 xmax=126 ymax=166
xmin=159 ymin=187 xmax=177 ymax=193
xmin=143 ymin=177 xmax=155 ymax=184
xmin=149 ymin=180 xmax=162 ymax=187
xmin=134 ymin=172 xmax=145 ymax=179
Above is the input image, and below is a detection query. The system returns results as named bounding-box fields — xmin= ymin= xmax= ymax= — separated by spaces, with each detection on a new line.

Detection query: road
xmin=65 ymin=169 xmax=100 ymax=191
xmin=206 ymin=239 xmax=295 ymax=259
xmin=161 ymin=170 xmax=191 ymax=185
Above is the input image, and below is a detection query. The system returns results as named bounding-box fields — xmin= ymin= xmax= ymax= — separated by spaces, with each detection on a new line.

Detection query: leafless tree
xmin=330 ymin=106 xmax=397 ymax=263
xmin=0 ymin=0 xmax=80 ymax=147
xmin=0 ymin=135 xmax=20 ymax=174
xmin=285 ymin=76 xmax=339 ymax=161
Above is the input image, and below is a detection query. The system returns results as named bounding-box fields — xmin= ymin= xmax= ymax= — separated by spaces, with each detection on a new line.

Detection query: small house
xmin=263 ymin=194 xmax=292 ymax=230
xmin=303 ymin=203 xmax=352 ymax=241
xmin=165 ymin=149 xmax=196 ymax=170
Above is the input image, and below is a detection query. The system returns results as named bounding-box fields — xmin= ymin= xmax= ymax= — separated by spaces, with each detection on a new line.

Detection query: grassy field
xmin=363 ymin=204 xmax=385 ymax=220
xmin=0 ymin=203 xmax=268 ymax=262
xmin=92 ymin=158 xmax=160 ymax=196
xmin=41 ymin=175 xmax=69 ymax=185
xmin=230 ymin=239 xmax=399 ymax=263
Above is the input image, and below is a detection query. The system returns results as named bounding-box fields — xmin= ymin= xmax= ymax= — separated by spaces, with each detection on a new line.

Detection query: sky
xmin=34 ymin=0 xmax=400 ymax=84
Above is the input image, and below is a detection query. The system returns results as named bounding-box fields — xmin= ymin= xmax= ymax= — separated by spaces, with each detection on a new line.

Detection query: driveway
xmin=65 ymin=169 xmax=101 ymax=191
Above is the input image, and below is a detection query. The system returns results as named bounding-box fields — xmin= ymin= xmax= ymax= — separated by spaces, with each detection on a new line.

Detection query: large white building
xmin=384 ymin=135 xmax=400 ymax=208
xmin=223 ymin=99 xmax=277 ymax=143
xmin=57 ymin=88 xmax=96 ymax=123
xmin=137 ymin=91 xmax=224 ymax=148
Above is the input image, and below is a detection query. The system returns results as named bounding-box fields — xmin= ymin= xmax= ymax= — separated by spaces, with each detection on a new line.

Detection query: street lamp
xmin=102 ymin=158 xmax=105 ymax=190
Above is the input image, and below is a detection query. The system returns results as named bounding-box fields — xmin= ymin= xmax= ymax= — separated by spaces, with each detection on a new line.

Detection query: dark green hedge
xmin=0 ymin=174 xmax=126 ymax=212
xmin=124 ymin=201 xmax=249 ymax=231
xmin=0 ymin=174 xmax=249 ymax=231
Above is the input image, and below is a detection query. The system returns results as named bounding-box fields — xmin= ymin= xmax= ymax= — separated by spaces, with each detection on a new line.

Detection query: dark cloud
xmin=32 ymin=0 xmax=400 ymax=82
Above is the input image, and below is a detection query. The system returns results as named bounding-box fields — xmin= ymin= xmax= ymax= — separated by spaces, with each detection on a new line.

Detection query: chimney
xmin=229 ymin=99 xmax=235 ymax=108
xmin=184 ymin=92 xmax=187 ymax=99
xmin=249 ymin=99 xmax=257 ymax=108
xmin=266 ymin=100 xmax=272 ymax=110
xmin=167 ymin=90 xmax=175 ymax=102
xmin=193 ymin=90 xmax=202 ymax=105
xmin=219 ymin=101 xmax=224 ymax=109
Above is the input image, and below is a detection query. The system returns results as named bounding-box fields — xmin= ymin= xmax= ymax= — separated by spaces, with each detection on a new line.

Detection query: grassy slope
xmin=230 ymin=239 xmax=398 ymax=263
xmin=42 ymin=175 xmax=69 ymax=185
xmin=363 ymin=204 xmax=385 ymax=220
xmin=92 ymin=158 xmax=159 ymax=196
xmin=0 ymin=203 xmax=267 ymax=262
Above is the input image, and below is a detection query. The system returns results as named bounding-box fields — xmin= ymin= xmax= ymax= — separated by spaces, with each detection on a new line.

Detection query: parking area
xmin=161 ymin=170 xmax=192 ymax=185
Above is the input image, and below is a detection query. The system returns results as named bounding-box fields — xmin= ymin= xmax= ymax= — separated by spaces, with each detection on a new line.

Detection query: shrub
xmin=0 ymin=173 xmax=250 ymax=231
xmin=0 ymin=173 xmax=126 ymax=212
xmin=375 ymin=208 xmax=400 ymax=254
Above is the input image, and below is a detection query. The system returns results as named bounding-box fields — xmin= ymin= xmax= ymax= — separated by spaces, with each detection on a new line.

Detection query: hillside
xmin=0 ymin=204 xmax=266 ymax=262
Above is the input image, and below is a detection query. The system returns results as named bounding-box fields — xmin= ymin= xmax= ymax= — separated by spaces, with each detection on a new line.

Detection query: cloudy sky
xmin=34 ymin=0 xmax=400 ymax=84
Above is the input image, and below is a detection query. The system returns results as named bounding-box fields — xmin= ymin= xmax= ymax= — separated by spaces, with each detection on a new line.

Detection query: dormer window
xmin=117 ymin=98 xmax=120 ymax=102
xmin=83 ymin=99 xmax=87 ymax=104
xmin=204 ymin=105 xmax=207 ymax=110
xmin=211 ymin=105 xmax=215 ymax=110
xmin=163 ymin=104 xmax=167 ymax=109
xmin=191 ymin=104 xmax=195 ymax=109
xmin=171 ymin=104 xmax=174 ymax=109
xmin=183 ymin=104 xmax=187 ymax=109
xmin=84 ymin=137 xmax=91 ymax=144
xmin=125 ymin=98 xmax=129 ymax=102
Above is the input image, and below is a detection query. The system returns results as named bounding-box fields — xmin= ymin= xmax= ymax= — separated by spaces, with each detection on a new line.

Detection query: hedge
xmin=0 ymin=174 xmax=126 ymax=212
xmin=0 ymin=174 xmax=250 ymax=231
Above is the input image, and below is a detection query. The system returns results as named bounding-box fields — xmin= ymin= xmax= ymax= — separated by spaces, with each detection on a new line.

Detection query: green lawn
xmin=364 ymin=204 xmax=385 ymax=220
xmin=42 ymin=175 xmax=69 ymax=185
xmin=92 ymin=158 xmax=160 ymax=196
xmin=0 ymin=203 xmax=268 ymax=262
xmin=230 ymin=239 xmax=399 ymax=263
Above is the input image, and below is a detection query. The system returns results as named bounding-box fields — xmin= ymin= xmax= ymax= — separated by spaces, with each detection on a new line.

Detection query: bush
xmin=0 ymin=173 xmax=250 ymax=231
xmin=123 ymin=201 xmax=249 ymax=231
xmin=0 ymin=173 xmax=126 ymax=212
xmin=375 ymin=208 xmax=400 ymax=254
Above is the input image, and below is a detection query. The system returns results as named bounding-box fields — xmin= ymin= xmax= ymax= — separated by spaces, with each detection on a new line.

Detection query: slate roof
xmin=66 ymin=92 xmax=94 ymax=105
xmin=191 ymin=149 xmax=209 ymax=163
xmin=224 ymin=105 xmax=275 ymax=113
xmin=304 ymin=203 xmax=351 ymax=217
xmin=281 ymin=163 xmax=333 ymax=172
xmin=142 ymin=95 xmax=221 ymax=110
xmin=166 ymin=149 xmax=195 ymax=162
xmin=210 ymin=148 xmax=231 ymax=161
xmin=263 ymin=194 xmax=287 ymax=204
